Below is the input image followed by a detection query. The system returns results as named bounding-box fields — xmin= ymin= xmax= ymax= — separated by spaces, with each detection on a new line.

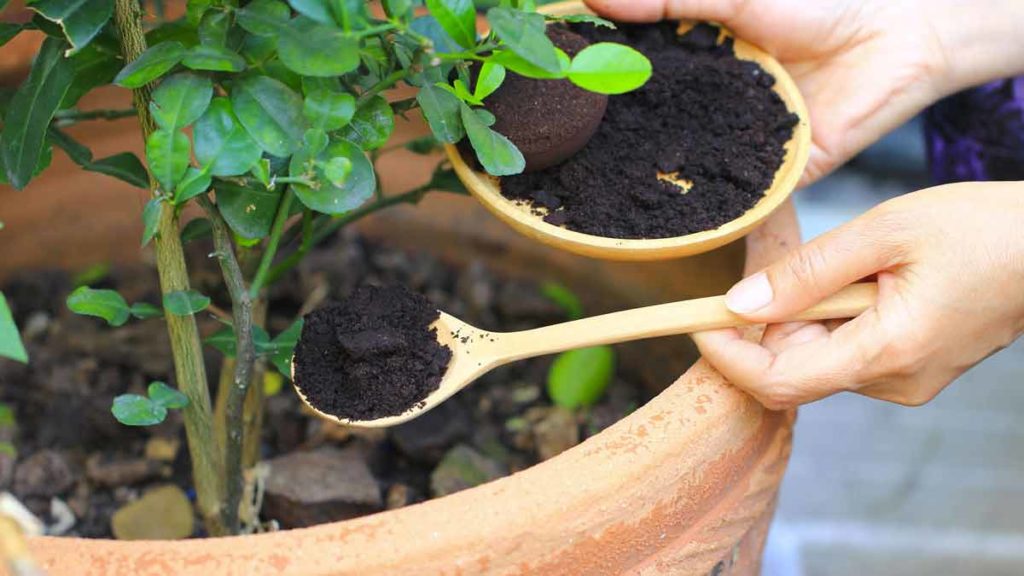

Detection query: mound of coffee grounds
xmin=499 ymin=22 xmax=800 ymax=239
xmin=292 ymin=285 xmax=452 ymax=421
xmin=485 ymin=26 xmax=608 ymax=172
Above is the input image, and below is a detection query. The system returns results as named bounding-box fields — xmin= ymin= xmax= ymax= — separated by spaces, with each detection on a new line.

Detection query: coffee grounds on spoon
xmin=292 ymin=285 xmax=452 ymax=421
xmin=499 ymin=22 xmax=800 ymax=239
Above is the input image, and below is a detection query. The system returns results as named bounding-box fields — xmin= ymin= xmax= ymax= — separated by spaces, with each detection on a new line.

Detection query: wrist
xmin=928 ymin=0 xmax=1024 ymax=95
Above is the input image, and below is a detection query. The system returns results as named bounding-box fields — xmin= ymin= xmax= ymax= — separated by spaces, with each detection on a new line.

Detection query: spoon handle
xmin=498 ymin=282 xmax=878 ymax=362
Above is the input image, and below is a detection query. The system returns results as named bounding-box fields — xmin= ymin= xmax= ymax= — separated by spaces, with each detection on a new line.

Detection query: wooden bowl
xmin=445 ymin=2 xmax=811 ymax=261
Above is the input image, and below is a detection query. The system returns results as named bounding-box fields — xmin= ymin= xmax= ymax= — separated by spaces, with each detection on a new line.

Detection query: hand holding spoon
xmin=295 ymin=282 xmax=877 ymax=428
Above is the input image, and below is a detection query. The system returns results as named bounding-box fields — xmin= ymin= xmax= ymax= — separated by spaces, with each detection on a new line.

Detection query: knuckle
xmin=781 ymin=244 xmax=830 ymax=292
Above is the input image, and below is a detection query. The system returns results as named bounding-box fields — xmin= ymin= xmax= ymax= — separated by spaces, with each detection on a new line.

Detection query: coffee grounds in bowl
xmin=499 ymin=22 xmax=800 ymax=239
xmin=292 ymin=284 xmax=452 ymax=421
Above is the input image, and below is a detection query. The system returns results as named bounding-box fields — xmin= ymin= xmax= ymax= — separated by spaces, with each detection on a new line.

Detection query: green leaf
xmin=292 ymin=138 xmax=375 ymax=215
xmin=148 ymin=381 xmax=188 ymax=409
xmin=487 ymin=8 xmax=560 ymax=73
xmin=66 ymin=286 xmax=130 ymax=326
xmin=194 ymin=98 xmax=261 ymax=177
xmin=426 ymin=165 xmax=467 ymax=194
xmin=382 ymin=0 xmax=412 ymax=20
xmin=111 ymin=394 xmax=166 ymax=426
xmin=303 ymin=89 xmax=356 ymax=131
xmin=474 ymin=62 xmax=505 ymax=101
xmin=447 ymin=79 xmax=481 ymax=105
xmin=550 ymin=14 xmax=616 ymax=29
xmin=214 ymin=180 xmax=282 ymax=239
xmin=416 ymin=84 xmax=464 ymax=144
xmin=231 ymin=75 xmax=308 ymax=157
xmin=541 ymin=281 xmax=583 ymax=320
xmin=72 ymin=263 xmax=110 ymax=287
xmin=236 ymin=0 xmax=290 ymax=37
xmin=277 ymin=17 xmax=360 ymax=77
xmin=460 ymin=103 xmax=523 ymax=176
xmin=338 ymin=96 xmax=393 ymax=151
xmin=145 ymin=129 xmax=191 ymax=193
xmin=250 ymin=158 xmax=272 ymax=187
xmin=141 ymin=197 xmax=163 ymax=247
xmin=568 ymin=43 xmax=652 ymax=94
xmin=489 ymin=47 xmax=569 ymax=80
xmin=322 ymin=156 xmax=352 ymax=187
xmin=547 ymin=346 xmax=615 ymax=409
xmin=409 ymin=15 xmax=462 ymax=55
xmin=113 ymin=41 xmax=187 ymax=88
xmin=197 ymin=9 xmax=230 ymax=46
xmin=182 ymin=44 xmax=246 ymax=72
xmin=62 ymin=41 xmax=122 ymax=108
xmin=287 ymin=0 xmax=332 ymax=24
xmin=404 ymin=135 xmax=442 ymax=155
xmin=331 ymin=0 xmax=369 ymax=31
xmin=1 ymin=37 xmax=73 ymax=189
xmin=149 ymin=72 xmax=213 ymax=131
xmin=302 ymin=128 xmax=329 ymax=157
xmin=474 ymin=108 xmax=496 ymax=126
xmin=180 ymin=217 xmax=212 ymax=243
xmin=28 ymin=0 xmax=114 ymax=55
xmin=425 ymin=0 xmax=476 ymax=49
xmin=48 ymin=128 xmax=150 ymax=188
xmin=268 ymin=318 xmax=303 ymax=376
xmin=163 ymin=289 xmax=211 ymax=316
xmin=205 ymin=325 xmax=271 ymax=357
xmin=187 ymin=0 xmax=215 ymax=26
xmin=174 ymin=167 xmax=212 ymax=204
xmin=129 ymin=302 xmax=163 ymax=319
xmin=0 ymin=293 xmax=28 ymax=364
xmin=0 ymin=23 xmax=23 ymax=47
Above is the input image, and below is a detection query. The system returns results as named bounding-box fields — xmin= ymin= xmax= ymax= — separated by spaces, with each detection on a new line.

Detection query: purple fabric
xmin=925 ymin=77 xmax=1024 ymax=184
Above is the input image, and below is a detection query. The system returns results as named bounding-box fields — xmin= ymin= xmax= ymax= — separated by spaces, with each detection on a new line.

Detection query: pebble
xmin=430 ymin=444 xmax=507 ymax=498
xmin=529 ymin=407 xmax=580 ymax=461
xmin=390 ymin=399 xmax=470 ymax=464
xmin=13 ymin=450 xmax=74 ymax=498
xmin=86 ymin=453 xmax=171 ymax=487
xmin=111 ymin=485 xmax=194 ymax=540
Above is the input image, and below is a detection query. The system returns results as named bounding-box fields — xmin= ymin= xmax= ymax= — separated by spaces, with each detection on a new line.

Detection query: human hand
xmin=692 ymin=183 xmax=1024 ymax=409
xmin=583 ymin=0 xmax=1024 ymax=184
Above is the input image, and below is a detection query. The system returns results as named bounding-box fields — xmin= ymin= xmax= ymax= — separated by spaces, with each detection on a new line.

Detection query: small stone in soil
xmin=13 ymin=450 xmax=74 ymax=498
xmin=389 ymin=398 xmax=470 ymax=464
xmin=262 ymin=446 xmax=383 ymax=529
xmin=430 ymin=444 xmax=507 ymax=498
xmin=530 ymin=407 xmax=581 ymax=461
xmin=111 ymin=484 xmax=194 ymax=540
xmin=292 ymin=284 xmax=453 ymax=421
xmin=85 ymin=453 xmax=170 ymax=488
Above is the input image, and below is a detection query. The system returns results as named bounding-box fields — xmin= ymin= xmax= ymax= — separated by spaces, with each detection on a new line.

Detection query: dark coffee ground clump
xmin=499 ymin=23 xmax=800 ymax=239
xmin=292 ymin=285 xmax=452 ymax=421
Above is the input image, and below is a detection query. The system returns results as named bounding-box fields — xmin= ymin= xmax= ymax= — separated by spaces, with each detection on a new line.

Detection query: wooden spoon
xmin=295 ymin=282 xmax=877 ymax=428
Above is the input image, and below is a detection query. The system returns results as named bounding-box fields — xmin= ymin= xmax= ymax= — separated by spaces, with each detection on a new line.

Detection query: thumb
xmin=725 ymin=210 xmax=904 ymax=321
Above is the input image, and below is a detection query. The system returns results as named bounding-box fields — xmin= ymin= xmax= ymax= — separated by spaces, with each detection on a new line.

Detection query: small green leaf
xmin=231 ymin=75 xmax=308 ymax=157
xmin=174 ymin=167 xmax=212 ymax=204
xmin=163 ymin=290 xmax=211 ymax=316
xmin=187 ymin=0 xmax=214 ymax=26
xmin=111 ymin=394 xmax=166 ymax=426
xmin=141 ymin=197 xmax=163 ymax=247
xmin=205 ymin=325 xmax=271 ymax=357
xmin=489 ymin=48 xmax=570 ymax=80
xmin=474 ymin=62 xmax=505 ymax=101
xmin=425 ymin=0 xmax=476 ymax=49
xmin=404 ymin=135 xmax=442 ymax=155
xmin=541 ymin=281 xmax=583 ymax=320
xmin=322 ymin=157 xmax=351 ymax=187
xmin=303 ymin=128 xmax=329 ymax=157
xmin=409 ymin=15 xmax=462 ymax=55
xmin=250 ymin=158 xmax=272 ymax=187
xmin=149 ymin=72 xmax=213 ymax=130
xmin=61 ymin=41 xmax=122 ymax=108
xmin=0 ymin=23 xmax=23 ymax=47
xmin=277 ymin=17 xmax=360 ymax=77
xmin=236 ymin=0 xmax=290 ymax=36
xmin=268 ymin=318 xmax=303 ymax=376
xmin=129 ymin=302 xmax=163 ymax=320
xmin=487 ymin=8 xmax=560 ymax=73
xmin=338 ymin=96 xmax=393 ymax=151
xmin=416 ymin=84 xmax=464 ymax=144
xmin=568 ymin=43 xmax=652 ymax=94
xmin=550 ymin=14 xmax=616 ymax=29
xmin=197 ymin=9 xmax=230 ymax=46
xmin=113 ymin=41 xmax=187 ymax=88
xmin=182 ymin=44 xmax=246 ymax=72
xmin=0 ymin=293 xmax=28 ymax=364
xmin=88 ymin=153 xmax=149 ymax=188
xmin=547 ymin=346 xmax=615 ymax=409
xmin=474 ymin=108 xmax=496 ymax=126
xmin=426 ymin=165 xmax=467 ymax=194
xmin=382 ymin=0 xmax=411 ymax=20
xmin=214 ymin=181 xmax=282 ymax=239
xmin=460 ymin=103 xmax=524 ymax=176
xmin=28 ymin=0 xmax=115 ymax=55
xmin=1 ymin=36 xmax=73 ymax=189
xmin=287 ymin=0 xmax=333 ymax=25
xmin=180 ymin=217 xmax=212 ymax=243
xmin=194 ymin=98 xmax=262 ymax=177
xmin=148 ymin=381 xmax=189 ymax=409
xmin=145 ymin=129 xmax=191 ymax=193
xmin=303 ymin=89 xmax=356 ymax=131
xmin=448 ymin=79 xmax=481 ymax=105
xmin=66 ymin=286 xmax=130 ymax=327
xmin=291 ymin=139 xmax=375 ymax=215
xmin=72 ymin=263 xmax=110 ymax=287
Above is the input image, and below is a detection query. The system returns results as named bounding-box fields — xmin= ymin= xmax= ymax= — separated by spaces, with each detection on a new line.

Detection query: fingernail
xmin=726 ymin=272 xmax=773 ymax=313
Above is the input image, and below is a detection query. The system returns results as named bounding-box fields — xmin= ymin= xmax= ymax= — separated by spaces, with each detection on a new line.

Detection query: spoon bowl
xmin=446 ymin=7 xmax=812 ymax=261
xmin=295 ymin=283 xmax=878 ymax=428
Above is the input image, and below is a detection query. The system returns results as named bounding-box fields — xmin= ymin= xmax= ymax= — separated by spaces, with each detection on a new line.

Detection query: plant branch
xmin=112 ymin=0 xmax=226 ymax=536
xmin=358 ymin=69 xmax=410 ymax=105
xmin=53 ymin=108 xmax=137 ymax=123
xmin=198 ymin=195 xmax=255 ymax=535
xmin=248 ymin=188 xmax=294 ymax=298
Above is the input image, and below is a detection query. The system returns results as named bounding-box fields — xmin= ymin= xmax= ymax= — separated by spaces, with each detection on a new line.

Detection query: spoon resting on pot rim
xmin=294 ymin=282 xmax=878 ymax=428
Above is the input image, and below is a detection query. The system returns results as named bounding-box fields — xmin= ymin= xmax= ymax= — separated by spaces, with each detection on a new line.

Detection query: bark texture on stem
xmin=112 ymin=0 xmax=226 ymax=536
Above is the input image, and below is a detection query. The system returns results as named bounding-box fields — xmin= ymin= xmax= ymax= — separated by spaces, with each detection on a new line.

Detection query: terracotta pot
xmin=0 ymin=12 xmax=801 ymax=574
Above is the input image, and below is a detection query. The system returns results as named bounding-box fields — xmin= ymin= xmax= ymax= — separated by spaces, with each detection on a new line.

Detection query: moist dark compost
xmin=499 ymin=22 xmax=800 ymax=239
xmin=293 ymin=284 xmax=452 ymax=421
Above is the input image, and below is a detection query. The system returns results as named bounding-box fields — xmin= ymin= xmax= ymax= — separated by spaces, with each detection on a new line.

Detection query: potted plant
xmin=0 ymin=1 xmax=798 ymax=573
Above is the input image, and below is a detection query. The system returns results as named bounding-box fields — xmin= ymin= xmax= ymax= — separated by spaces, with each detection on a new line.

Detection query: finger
xmin=761 ymin=321 xmax=830 ymax=354
xmin=583 ymin=0 xmax=750 ymax=24
xmin=723 ymin=206 xmax=906 ymax=322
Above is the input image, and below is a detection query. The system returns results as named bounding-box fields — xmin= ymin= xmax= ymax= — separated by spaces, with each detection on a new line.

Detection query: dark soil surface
xmin=486 ymin=26 xmax=608 ymax=172
xmin=0 ymin=231 xmax=649 ymax=538
xmin=500 ymin=22 xmax=800 ymax=239
xmin=293 ymin=285 xmax=452 ymax=421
